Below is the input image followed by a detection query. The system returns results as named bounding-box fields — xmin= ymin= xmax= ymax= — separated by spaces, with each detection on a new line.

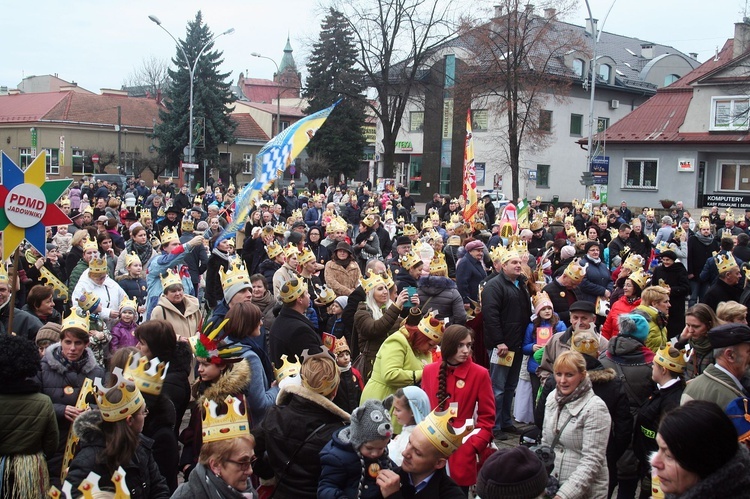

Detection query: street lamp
xmin=251 ymin=52 xmax=281 ymax=137
xmin=149 ymin=15 xmax=234 ymax=187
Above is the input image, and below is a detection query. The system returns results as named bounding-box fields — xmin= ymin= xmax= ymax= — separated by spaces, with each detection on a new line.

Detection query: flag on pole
xmin=517 ymin=198 xmax=529 ymax=230
xmin=462 ymin=110 xmax=478 ymax=227
xmin=216 ymin=100 xmax=340 ymax=245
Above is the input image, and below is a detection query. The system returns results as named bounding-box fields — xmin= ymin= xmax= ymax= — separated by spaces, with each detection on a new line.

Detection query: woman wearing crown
xmin=150 ymin=269 xmax=202 ymax=340
xmin=116 ymin=225 xmax=156 ymax=281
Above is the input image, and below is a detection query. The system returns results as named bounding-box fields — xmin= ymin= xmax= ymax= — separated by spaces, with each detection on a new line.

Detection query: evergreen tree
xmin=154 ymin=11 xmax=236 ymax=180
xmin=303 ymin=8 xmax=367 ymax=180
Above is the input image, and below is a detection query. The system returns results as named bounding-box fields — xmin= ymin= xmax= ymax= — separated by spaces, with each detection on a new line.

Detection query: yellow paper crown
xmin=124 ymin=251 xmax=141 ymax=268
xmin=261 ymin=224 xmax=275 ymax=237
xmin=399 ymin=251 xmax=422 ymax=270
xmin=510 ymin=238 xmax=527 ymax=255
xmin=82 ymin=238 xmax=98 ymax=253
xmin=273 ymin=223 xmax=287 ymax=235
xmin=655 ymin=343 xmax=686 ymax=373
xmin=700 ymin=209 xmax=710 ymax=218
xmin=362 ymin=214 xmax=377 ymax=228
xmin=266 ymin=240 xmax=284 ymax=259
xmin=430 ymin=252 xmax=448 ymax=275
xmin=123 ymin=352 xmax=169 ymax=396
xmin=298 ymin=247 xmax=316 ymax=266
xmin=382 ymin=268 xmax=395 ymax=290
xmin=500 ymin=248 xmax=520 ymax=265
xmin=314 ymin=284 xmax=337 ymax=306
xmin=564 ymin=258 xmax=587 ymax=283
xmin=622 ymin=253 xmax=645 ymax=273
xmin=0 ymin=264 xmax=8 ymax=287
xmin=421 ymin=217 xmax=432 ymax=231
xmin=326 ymin=217 xmax=347 ymax=234
xmin=283 ymin=242 xmax=299 ymax=259
xmin=94 ymin=368 xmax=144 ymax=422
xmin=194 ymin=195 xmax=204 ymax=205
xmin=532 ymin=291 xmax=552 ymax=310
xmin=575 ymin=232 xmax=587 ymax=247
xmin=564 ymin=215 xmax=574 ymax=224
xmin=181 ymin=218 xmax=194 ymax=232
xmin=417 ymin=403 xmax=474 ymax=457
xmin=50 ymin=468 xmax=130 ymax=499
xmin=202 ymin=395 xmax=251 ymax=444
xmin=62 ymin=308 xmax=90 ymax=333
xmin=397 ymin=216 xmax=405 ymax=225
xmin=279 ymin=278 xmax=306 ymax=303
xmin=291 ymin=209 xmax=303 ymax=222
xmin=219 ymin=258 xmax=251 ymax=291
xmin=628 ymin=269 xmax=651 ymax=290
xmin=417 ymin=310 xmax=445 ymax=342
xmin=715 ymin=252 xmax=739 ymax=274
xmin=160 ymin=268 xmax=182 ymax=290
xmin=655 ymin=241 xmax=670 ymax=253
xmin=608 ymin=227 xmax=619 ymax=240
xmin=274 ymin=354 xmax=301 ymax=382
xmin=403 ymin=224 xmax=417 ymax=236
xmin=160 ymin=227 xmax=179 ymax=245
xmin=726 ymin=207 xmax=735 ymax=221
xmin=430 ymin=211 xmax=440 ymax=222
xmin=360 ymin=269 xmax=386 ymax=293
xmin=88 ymin=257 xmax=108 ymax=274
xmin=83 ymin=205 xmax=94 ymax=215
xmin=529 ymin=219 xmax=543 ymax=232
xmin=77 ymin=291 xmax=101 ymax=312
xmin=333 ymin=336 xmax=350 ymax=355
xmin=489 ymin=245 xmax=506 ymax=263
xmin=698 ymin=219 xmax=711 ymax=230
xmin=646 ymin=209 xmax=655 ymax=217
xmin=119 ymin=296 xmax=138 ymax=313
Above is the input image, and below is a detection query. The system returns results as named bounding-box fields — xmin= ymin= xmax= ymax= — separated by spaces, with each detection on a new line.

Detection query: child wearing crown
xmin=331 ymin=337 xmax=363 ymax=414
xmin=523 ymin=291 xmax=568 ymax=401
xmin=77 ymin=292 xmax=111 ymax=367
xmin=110 ymin=298 xmax=139 ymax=352
xmin=116 ymin=251 xmax=148 ymax=313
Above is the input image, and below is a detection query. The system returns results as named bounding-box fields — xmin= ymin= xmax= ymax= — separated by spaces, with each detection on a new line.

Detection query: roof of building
xmin=17 ymin=74 xmax=94 ymax=94
xmin=0 ymin=92 xmax=70 ymax=123
xmin=240 ymin=101 xmax=306 ymax=117
xmin=231 ymin=113 xmax=270 ymax=142
xmin=42 ymin=91 xmax=161 ymax=129
xmin=279 ymin=36 xmax=297 ymax=73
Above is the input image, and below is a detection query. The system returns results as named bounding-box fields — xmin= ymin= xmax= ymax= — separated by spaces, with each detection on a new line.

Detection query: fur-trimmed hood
xmin=277 ymin=383 xmax=350 ymax=421
xmin=585 ymin=355 xmax=617 ymax=384
xmin=42 ymin=343 xmax=100 ymax=376
xmin=194 ymin=358 xmax=251 ymax=404
xmin=73 ymin=409 xmax=105 ymax=446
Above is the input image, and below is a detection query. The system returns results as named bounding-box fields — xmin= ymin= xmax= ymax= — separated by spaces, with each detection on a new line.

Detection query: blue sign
xmin=591 ymin=156 xmax=609 ymax=185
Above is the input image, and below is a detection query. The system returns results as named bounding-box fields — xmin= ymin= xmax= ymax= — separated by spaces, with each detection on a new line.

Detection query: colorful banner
xmin=517 ymin=198 xmax=529 ymax=229
xmin=462 ymin=110 xmax=477 ymax=227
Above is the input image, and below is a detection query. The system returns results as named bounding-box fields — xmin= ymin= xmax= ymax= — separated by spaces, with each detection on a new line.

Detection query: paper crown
xmin=279 ymin=278 xmax=306 ymax=303
xmin=194 ymin=195 xmax=204 ymax=205
xmin=421 ymin=217 xmax=432 ymax=231
xmin=261 ymin=224 xmax=275 ymax=237
xmin=192 ymin=318 xmax=242 ymax=364
xmin=654 ymin=343 xmax=686 ymax=373
xmin=124 ymin=251 xmax=141 ymax=268
xmin=715 ymin=252 xmax=739 ymax=274
xmin=698 ymin=219 xmax=711 ymax=230
xmin=220 ymin=258 xmax=251 ymax=291
xmin=160 ymin=227 xmax=179 ymax=245
xmin=201 ymin=395 xmax=251 ymax=444
xmin=94 ymin=368 xmax=144 ymax=422
xmin=124 ymin=352 xmax=169 ymax=396
xmin=529 ymin=219 xmax=543 ymax=231
xmin=655 ymin=241 xmax=670 ymax=254
xmin=314 ymin=284 xmax=337 ymax=306
xmin=0 ymin=264 xmax=8 ymax=286
xmin=49 ymin=468 xmax=130 ymax=499
xmin=273 ymin=223 xmax=287 ymax=235
xmin=62 ymin=308 xmax=90 ymax=333
xmin=83 ymin=205 xmax=94 ymax=215
xmin=417 ymin=403 xmax=474 ymax=457
xmin=402 ymin=224 xmax=418 ymax=236
xmin=274 ymin=354 xmax=301 ymax=382
xmin=333 ymin=336 xmax=351 ymax=355
xmin=575 ymin=232 xmax=587 ymax=246
xmin=266 ymin=240 xmax=284 ymax=259
xmin=532 ymin=291 xmax=553 ymax=311
xmin=564 ymin=215 xmax=574 ymax=224
xmin=417 ymin=310 xmax=445 ymax=342
xmin=299 ymin=349 xmax=339 ymax=397
xmin=510 ymin=236 xmax=527 ymax=254
xmin=382 ymin=269 xmax=395 ymax=290
xmin=283 ymin=242 xmax=299 ymax=259
xmin=397 ymin=216 xmax=405 ymax=225
xmin=77 ymin=291 xmax=101 ymax=312
xmin=646 ymin=209 xmax=655 ymax=217
xmin=622 ymin=253 xmax=645 ymax=273
xmin=291 ymin=208 xmax=303 ymax=221
xmin=181 ymin=218 xmax=195 ymax=232
xmin=160 ymin=268 xmax=182 ymax=290
xmin=119 ymin=296 xmax=138 ymax=313
xmin=326 ymin=217 xmax=347 ymax=233
xmin=564 ymin=258 xmax=587 ymax=283
xmin=474 ymin=219 xmax=487 ymax=231
xmin=82 ymin=238 xmax=98 ymax=253
xmin=360 ymin=269 xmax=386 ymax=293
xmin=430 ymin=252 xmax=448 ymax=275
xmin=298 ymin=247 xmax=316 ymax=266
xmin=726 ymin=208 xmax=735 ymax=221
xmin=88 ymin=257 xmax=108 ymax=275
xmin=399 ymin=251 xmax=422 ymax=270
xmin=628 ymin=269 xmax=651 ymax=290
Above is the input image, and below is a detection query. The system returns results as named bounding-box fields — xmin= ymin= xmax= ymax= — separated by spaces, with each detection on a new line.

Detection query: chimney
xmin=100 ymin=88 xmax=129 ymax=97
xmin=641 ymin=43 xmax=654 ymax=59
xmin=733 ymin=21 xmax=750 ymax=58
xmin=689 ymin=52 xmax=698 ymax=59
xmin=544 ymin=8 xmax=556 ymax=19
xmin=156 ymin=89 xmax=162 ymax=106
xmin=8 ymin=89 xmax=21 ymax=95
xmin=494 ymin=4 xmax=503 ymax=18
xmin=586 ymin=18 xmax=598 ymax=36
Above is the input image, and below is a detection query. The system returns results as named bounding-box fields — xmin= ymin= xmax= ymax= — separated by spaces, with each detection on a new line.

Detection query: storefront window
xmin=409 ymin=156 xmax=422 ymax=194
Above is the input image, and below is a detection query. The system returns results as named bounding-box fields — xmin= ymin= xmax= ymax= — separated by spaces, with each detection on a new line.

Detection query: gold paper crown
xmin=362 ymin=214 xmax=377 ymax=227
xmin=532 ymin=291 xmax=552 ymax=310
xmin=291 ymin=209 xmax=303 ymax=221
xmin=331 ymin=337 xmax=350 ymax=356
xmin=474 ymin=219 xmax=487 ymax=231
xmin=403 ymin=224 xmax=417 ymax=236
xmin=564 ymin=258 xmax=587 ymax=283
xmin=82 ymin=238 xmax=98 ymax=253
xmin=181 ymin=218 xmax=194 ymax=232
xmin=124 ymin=251 xmax=141 ymax=268
xmin=426 ymin=229 xmax=441 ymax=242
xmin=299 ymin=349 xmax=339 ymax=396
xmin=417 ymin=403 xmax=474 ymax=457
xmin=94 ymin=368 xmax=144 ymax=422
xmin=449 ymin=213 xmax=461 ymax=225
xmin=261 ymin=224 xmax=275 ymax=237
xmin=499 ymin=248 xmax=520 ymax=265
xmin=360 ymin=269 xmax=386 ymax=293
xmin=62 ymin=308 xmax=90 ymax=333
xmin=726 ymin=207 xmax=735 ymax=221
xmin=59 ymin=196 xmax=71 ymax=207
xmin=701 ymin=209 xmax=710 ymax=219
xmin=510 ymin=238 xmax=527 ymax=255
xmin=622 ymin=253 xmax=645 ymax=273
xmin=279 ymin=278 xmax=306 ymax=303
xmin=529 ymin=219 xmax=543 ymax=231
xmin=298 ymin=247 xmax=316 ymax=266
xmin=227 ymin=237 xmax=235 ymax=247
xmin=160 ymin=226 xmax=179 ymax=245
xmin=382 ymin=269 xmax=395 ymax=290
xmin=430 ymin=211 xmax=440 ymax=222
xmin=0 ymin=264 xmax=8 ymax=286
xmin=160 ymin=268 xmax=182 ymax=290
xmin=88 ymin=257 xmax=108 ymax=274
xmin=220 ymin=258 xmax=251 ymax=291
xmin=628 ymin=269 xmax=651 ymax=289
xmin=430 ymin=252 xmax=448 ymax=275
xmin=397 ymin=216 xmax=405 ymax=225
xmin=654 ymin=343 xmax=686 ymax=373
xmin=77 ymin=291 xmax=101 ymax=312
xmin=283 ymin=242 xmax=299 ymax=259
xmin=646 ymin=209 xmax=655 ymax=217
xmin=699 ymin=219 xmax=711 ymax=230
xmin=450 ymin=198 xmax=459 ymax=204
xmin=421 ymin=218 xmax=432 ymax=231
xmin=314 ymin=284 xmax=337 ymax=306
xmin=194 ymin=195 xmax=204 ymax=205
xmin=417 ymin=310 xmax=445 ymax=342
xmin=50 ymin=468 xmax=130 ymax=499
xmin=326 ymin=217 xmax=347 ymax=234
xmin=715 ymin=252 xmax=739 ymax=274
xmin=489 ymin=245 xmax=506 ymax=262
xmin=202 ymin=395 xmax=251 ymax=444
xmin=384 ymin=211 xmax=394 ymax=221
xmin=274 ymin=354 xmax=301 ymax=382
xmin=266 ymin=240 xmax=284 ymax=259
xmin=366 ymin=207 xmax=379 ymax=216
xmin=124 ymin=352 xmax=169 ymax=396
xmin=655 ymin=241 xmax=670 ymax=253
xmin=118 ymin=296 xmax=138 ymax=313
xmin=83 ymin=205 xmax=94 ymax=215
xmin=399 ymin=251 xmax=422 ymax=270
xmin=564 ymin=215 xmax=574 ymax=224
xmin=39 ymin=265 xmax=69 ymax=302
xmin=273 ymin=223 xmax=287 ymax=236
xmin=608 ymin=227 xmax=619 ymax=240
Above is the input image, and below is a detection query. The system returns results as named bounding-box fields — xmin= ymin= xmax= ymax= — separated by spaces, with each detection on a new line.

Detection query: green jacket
xmin=0 ymin=385 xmax=59 ymax=457
xmin=681 ymin=363 xmax=747 ymax=409
xmin=636 ymin=305 xmax=667 ymax=353
xmin=68 ymin=259 xmax=88 ymax=293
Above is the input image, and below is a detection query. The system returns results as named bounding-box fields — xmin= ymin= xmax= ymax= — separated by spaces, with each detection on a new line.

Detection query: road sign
xmin=182 ymin=163 xmax=199 ymax=170
xmin=92 ymin=154 xmax=100 ymax=164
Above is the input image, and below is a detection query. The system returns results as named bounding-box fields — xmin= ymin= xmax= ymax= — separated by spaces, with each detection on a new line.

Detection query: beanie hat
xmin=196 ymin=221 xmax=209 ymax=231
xmin=334 ymin=296 xmax=349 ymax=310
xmin=36 ymin=322 xmax=62 ymax=346
xmin=224 ymin=281 xmax=252 ymax=305
xmin=560 ymin=245 xmax=576 ymax=260
xmin=584 ymin=240 xmax=600 ymax=253
xmin=660 ymin=250 xmax=678 ymax=261
xmin=476 ymin=446 xmax=548 ymax=499
xmin=571 ymin=325 xmax=599 ymax=357
xmin=339 ymin=399 xmax=393 ymax=449
xmin=618 ymin=313 xmax=649 ymax=343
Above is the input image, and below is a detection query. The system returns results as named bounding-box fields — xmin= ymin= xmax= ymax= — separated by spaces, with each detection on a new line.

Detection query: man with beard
xmin=628 ymin=218 xmax=652 ymax=262
xmin=642 ymin=209 xmax=658 ymax=237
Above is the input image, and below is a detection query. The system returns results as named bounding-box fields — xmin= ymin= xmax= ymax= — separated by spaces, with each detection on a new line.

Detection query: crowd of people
xmin=1 ymin=176 xmax=750 ymax=499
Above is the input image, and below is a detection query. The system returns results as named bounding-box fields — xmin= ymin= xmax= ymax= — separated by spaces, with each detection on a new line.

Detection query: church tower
xmin=275 ymin=36 xmax=301 ymax=98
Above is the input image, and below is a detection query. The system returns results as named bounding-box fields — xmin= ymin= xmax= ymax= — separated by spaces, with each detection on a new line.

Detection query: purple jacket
xmin=111 ymin=320 xmax=139 ymax=351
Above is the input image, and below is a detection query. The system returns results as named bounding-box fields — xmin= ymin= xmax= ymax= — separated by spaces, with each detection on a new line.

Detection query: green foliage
xmin=303 ymin=8 xmax=367 ymax=180
xmin=154 ymin=11 xmax=237 ymax=173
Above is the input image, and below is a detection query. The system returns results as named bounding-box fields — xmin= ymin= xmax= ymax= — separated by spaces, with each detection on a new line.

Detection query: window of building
xmin=472 ymin=109 xmax=488 ymax=131
xmin=409 ymin=156 xmax=423 ymax=194
xmin=122 ymin=152 xmax=141 ymax=176
xmin=242 ymin=153 xmax=254 ymax=174
xmin=72 ymin=149 xmax=94 ymax=175
xmin=597 ymin=117 xmax=610 ymax=132
xmin=572 ymin=58 xmax=584 ymax=78
xmin=710 ymin=96 xmax=750 ymax=131
xmin=19 ymin=148 xmax=32 ymax=169
xmin=536 ymin=164 xmax=550 ymax=188
xmin=664 ymin=74 xmax=680 ymax=86
xmin=44 ymin=148 xmax=59 ymax=175
xmin=598 ymin=64 xmax=611 ymax=83
xmin=718 ymin=161 xmax=750 ymax=191
xmin=624 ymin=159 xmax=658 ymax=189
xmin=410 ymin=111 xmax=424 ymax=132
xmin=570 ymin=114 xmax=583 ymax=136
xmin=280 ymin=121 xmax=291 ymax=132
xmin=163 ymin=165 xmax=179 ymax=178
xmin=539 ymin=110 xmax=552 ymax=132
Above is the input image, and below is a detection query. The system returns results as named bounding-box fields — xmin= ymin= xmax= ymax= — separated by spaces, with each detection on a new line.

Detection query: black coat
xmin=205 ymin=252 xmax=231 ymax=309
xmin=651 ymin=263 xmax=691 ymax=337
xmin=542 ymin=278 xmax=578 ymax=326
xmin=269 ymin=306 xmax=323 ymax=367
xmin=341 ymin=286 xmax=366 ymax=358
xmin=160 ymin=341 xmax=193 ymax=430
xmin=259 ymin=259 xmax=282 ymax=290
xmin=390 ymin=467 xmax=464 ymax=499
xmin=179 ymin=234 xmax=208 ymax=290
xmin=633 ymin=379 xmax=685 ymax=469
xmin=142 ymin=394 xmax=179 ymax=493
xmin=482 ymin=271 xmax=531 ymax=351
xmin=703 ymin=279 xmax=743 ymax=312
xmin=118 ymin=275 xmax=148 ymax=307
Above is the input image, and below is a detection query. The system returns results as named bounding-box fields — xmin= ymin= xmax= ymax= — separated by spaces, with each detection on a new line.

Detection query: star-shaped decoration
xmin=0 ymin=151 xmax=72 ymax=261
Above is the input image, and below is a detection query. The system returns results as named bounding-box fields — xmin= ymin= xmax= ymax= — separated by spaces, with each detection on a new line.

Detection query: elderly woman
xmin=22 ymin=284 xmax=62 ymax=325
xmin=38 ymin=309 xmax=106 ymax=486
xmin=149 ymin=272 xmax=202 ymax=339
xmin=651 ymin=249 xmax=691 ymax=338
xmin=324 ymin=242 xmax=361 ymax=297
xmin=116 ymin=225 xmax=156 ymax=279
xmin=456 ymin=239 xmax=487 ymax=307
xmin=542 ymin=351 xmax=611 ymax=499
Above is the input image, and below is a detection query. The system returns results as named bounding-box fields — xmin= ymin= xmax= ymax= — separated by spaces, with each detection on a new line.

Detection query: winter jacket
xmin=65 ymin=245 xmax=84 ymax=283
xmin=318 ymin=426 xmax=392 ymax=499
xmin=674 ymin=335 xmax=714 ymax=380
xmin=416 ymin=276 xmax=467 ymax=325
xmin=110 ymin=319 xmax=139 ymax=351
xmin=160 ymin=341 xmax=193 ymax=429
xmin=205 ymin=250 xmax=231 ymax=309
xmin=387 ymin=467 xmax=465 ymax=499
xmin=699 ymin=250 xmax=745 ymax=287
xmin=542 ymin=278 xmax=578 ymax=326
xmin=149 ymin=293 xmax=201 ymax=339
xmin=523 ymin=318 xmax=567 ymax=374
xmin=117 ymin=275 xmax=148 ymax=307
xmin=680 ymin=363 xmax=748 ymax=408
xmin=456 ymin=255 xmax=487 ymax=304
xmin=146 ymin=244 xmax=196 ymax=319
xmin=68 ymin=188 xmax=81 ymax=210
xmin=601 ymin=296 xmax=641 ymax=340
xmin=335 ymin=366 xmax=363 ymax=415
xmin=252 ymin=384 xmax=350 ymax=499
xmin=421 ymin=358 xmax=495 ymax=486
xmin=172 ymin=462 xmax=258 ymax=499
xmin=633 ymin=379 xmax=684 ymax=469
xmin=353 ymin=302 xmax=403 ymax=382
xmin=342 ymin=286 xmax=366 ymax=357
xmin=0 ymin=378 xmax=59 ymax=457
xmin=0 ymin=302 xmax=43 ymax=342
xmin=273 ymin=263 xmax=298 ymax=299
xmin=269 ymin=306 xmax=323 ymax=367
xmin=651 ymin=263 xmax=691 ymax=337
xmin=702 ymin=278 xmax=743 ymax=313
xmin=141 ymin=394 xmax=179 ymax=493
xmin=635 ymin=304 xmax=668 ymax=353
xmin=259 ymin=259 xmax=282 ymax=291
xmin=179 ymin=233 xmax=209 ymax=292
xmin=481 ymin=271 xmax=532 ymax=351
xmin=662 ymin=447 xmax=750 ymax=499
xmin=577 ymin=256 xmax=613 ymax=304
xmin=72 ymin=270 xmax=127 ymax=329
xmin=67 ymin=411 xmax=169 ymax=499
xmin=542 ymin=387 xmax=611 ymax=499
xmin=227 ymin=335 xmax=279 ymax=428
xmin=324 ymin=259 xmax=361 ymax=297
xmin=599 ymin=335 xmax=655 ymax=416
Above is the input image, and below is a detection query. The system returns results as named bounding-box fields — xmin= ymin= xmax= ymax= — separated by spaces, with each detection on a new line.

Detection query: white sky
xmin=0 ymin=0 xmax=745 ymax=93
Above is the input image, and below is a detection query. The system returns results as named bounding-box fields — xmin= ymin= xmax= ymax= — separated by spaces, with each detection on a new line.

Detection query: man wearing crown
xmin=702 ymin=251 xmax=743 ymax=312
xmin=269 ymin=278 xmax=323 ymax=367
xmin=72 ymin=256 xmax=127 ymax=331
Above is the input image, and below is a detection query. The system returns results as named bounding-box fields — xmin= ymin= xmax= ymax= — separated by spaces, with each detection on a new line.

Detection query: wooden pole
xmin=7 ymin=246 xmax=21 ymax=332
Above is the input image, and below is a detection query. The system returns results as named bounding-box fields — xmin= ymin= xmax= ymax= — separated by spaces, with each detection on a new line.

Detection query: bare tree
xmin=122 ymin=55 xmax=171 ymax=97
xmin=300 ymin=153 xmax=333 ymax=181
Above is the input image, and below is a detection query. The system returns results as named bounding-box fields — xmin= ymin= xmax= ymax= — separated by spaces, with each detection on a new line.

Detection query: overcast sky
xmin=0 ymin=0 xmax=744 ymax=93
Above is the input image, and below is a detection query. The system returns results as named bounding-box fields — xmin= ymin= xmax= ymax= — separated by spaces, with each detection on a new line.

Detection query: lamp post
xmin=251 ymin=52 xmax=281 ymax=137
xmin=149 ymin=15 xmax=234 ymax=187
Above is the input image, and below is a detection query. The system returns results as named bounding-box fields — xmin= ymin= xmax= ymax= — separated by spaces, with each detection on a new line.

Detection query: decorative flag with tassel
xmin=462 ymin=110 xmax=478 ymax=228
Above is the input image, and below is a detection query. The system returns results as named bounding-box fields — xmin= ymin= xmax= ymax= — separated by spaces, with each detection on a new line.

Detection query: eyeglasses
xmin=226 ymin=456 xmax=257 ymax=471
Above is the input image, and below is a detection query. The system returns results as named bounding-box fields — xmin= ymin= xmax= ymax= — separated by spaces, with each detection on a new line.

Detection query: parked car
xmin=93 ymin=174 xmax=128 ymax=189
xmin=481 ymin=190 xmax=509 ymax=211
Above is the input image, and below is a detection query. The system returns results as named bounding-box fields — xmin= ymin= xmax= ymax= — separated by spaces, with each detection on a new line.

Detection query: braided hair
xmin=435 ymin=325 xmax=473 ymax=410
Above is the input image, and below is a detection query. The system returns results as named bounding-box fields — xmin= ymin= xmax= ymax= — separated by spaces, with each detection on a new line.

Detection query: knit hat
xmin=196 ymin=221 xmax=209 ymax=231
xmin=725 ymin=397 xmax=750 ymax=443
xmin=618 ymin=313 xmax=649 ymax=343
xmin=571 ymin=325 xmax=599 ymax=357
xmin=36 ymin=322 xmax=62 ymax=346
xmin=476 ymin=446 xmax=548 ymax=499
xmin=339 ymin=399 xmax=393 ymax=449
xmin=334 ymin=296 xmax=348 ymax=310
xmin=560 ymin=245 xmax=576 ymax=260
xmin=660 ymin=250 xmax=678 ymax=261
